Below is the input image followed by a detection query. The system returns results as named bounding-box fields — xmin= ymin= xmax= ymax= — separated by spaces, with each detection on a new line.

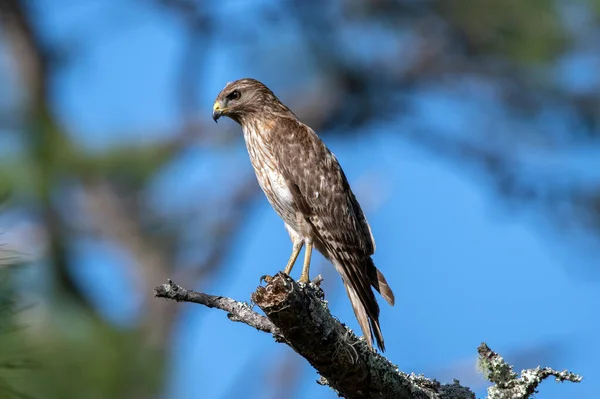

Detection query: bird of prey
xmin=212 ymin=78 xmax=395 ymax=351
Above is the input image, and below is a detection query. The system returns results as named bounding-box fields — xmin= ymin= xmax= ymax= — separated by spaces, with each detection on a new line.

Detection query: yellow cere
xmin=213 ymin=101 xmax=220 ymax=111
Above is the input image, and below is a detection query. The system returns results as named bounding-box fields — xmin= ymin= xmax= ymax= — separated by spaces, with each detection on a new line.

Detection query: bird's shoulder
xmin=269 ymin=117 xmax=341 ymax=190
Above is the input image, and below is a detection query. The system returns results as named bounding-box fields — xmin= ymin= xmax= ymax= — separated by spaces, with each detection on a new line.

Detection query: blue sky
xmin=17 ymin=1 xmax=599 ymax=398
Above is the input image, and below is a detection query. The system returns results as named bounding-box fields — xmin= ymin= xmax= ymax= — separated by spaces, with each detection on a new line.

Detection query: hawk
xmin=212 ymin=78 xmax=395 ymax=351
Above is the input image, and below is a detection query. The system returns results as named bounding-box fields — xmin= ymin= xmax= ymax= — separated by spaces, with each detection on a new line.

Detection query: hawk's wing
xmin=271 ymin=117 xmax=375 ymax=256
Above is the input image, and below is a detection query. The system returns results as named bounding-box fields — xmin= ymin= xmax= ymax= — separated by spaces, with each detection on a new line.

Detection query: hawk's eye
xmin=227 ymin=90 xmax=241 ymax=101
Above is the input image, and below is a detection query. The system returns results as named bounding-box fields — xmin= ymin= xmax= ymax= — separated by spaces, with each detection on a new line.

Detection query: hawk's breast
xmin=242 ymin=122 xmax=297 ymax=230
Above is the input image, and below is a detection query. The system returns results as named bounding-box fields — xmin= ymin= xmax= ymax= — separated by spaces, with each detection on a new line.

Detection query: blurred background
xmin=0 ymin=0 xmax=598 ymax=398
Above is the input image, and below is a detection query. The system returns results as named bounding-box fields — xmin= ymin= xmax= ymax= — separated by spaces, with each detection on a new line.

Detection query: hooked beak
xmin=212 ymin=100 xmax=225 ymax=123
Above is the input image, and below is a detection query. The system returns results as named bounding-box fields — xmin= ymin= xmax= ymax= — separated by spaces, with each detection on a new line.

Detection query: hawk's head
xmin=212 ymin=78 xmax=289 ymax=124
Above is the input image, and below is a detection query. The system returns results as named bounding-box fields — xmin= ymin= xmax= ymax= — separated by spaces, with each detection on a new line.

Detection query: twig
xmin=477 ymin=343 xmax=582 ymax=399
xmin=154 ymin=279 xmax=277 ymax=334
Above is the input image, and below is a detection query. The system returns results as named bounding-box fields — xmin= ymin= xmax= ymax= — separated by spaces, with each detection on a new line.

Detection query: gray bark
xmin=154 ymin=273 xmax=582 ymax=399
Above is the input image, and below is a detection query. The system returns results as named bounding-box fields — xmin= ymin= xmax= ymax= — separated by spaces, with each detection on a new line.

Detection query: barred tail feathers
xmin=333 ymin=257 xmax=393 ymax=351
xmin=367 ymin=258 xmax=395 ymax=306
xmin=343 ymin=280 xmax=385 ymax=351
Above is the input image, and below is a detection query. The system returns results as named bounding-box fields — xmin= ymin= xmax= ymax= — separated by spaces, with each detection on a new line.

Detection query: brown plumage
xmin=212 ymin=78 xmax=395 ymax=351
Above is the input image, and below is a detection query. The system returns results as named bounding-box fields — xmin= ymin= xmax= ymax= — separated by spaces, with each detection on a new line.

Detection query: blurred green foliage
xmin=0 ymin=272 xmax=32 ymax=399
xmin=440 ymin=0 xmax=568 ymax=63
xmin=0 ymin=275 xmax=163 ymax=399
xmin=18 ymin=321 xmax=163 ymax=399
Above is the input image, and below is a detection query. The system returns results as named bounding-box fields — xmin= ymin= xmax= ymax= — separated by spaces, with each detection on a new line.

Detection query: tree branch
xmin=154 ymin=279 xmax=277 ymax=335
xmin=154 ymin=273 xmax=581 ymax=399
xmin=477 ymin=343 xmax=583 ymax=399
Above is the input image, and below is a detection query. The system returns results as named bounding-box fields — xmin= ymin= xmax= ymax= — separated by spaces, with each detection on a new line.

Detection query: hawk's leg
xmin=283 ymin=240 xmax=303 ymax=276
xmin=299 ymin=239 xmax=313 ymax=283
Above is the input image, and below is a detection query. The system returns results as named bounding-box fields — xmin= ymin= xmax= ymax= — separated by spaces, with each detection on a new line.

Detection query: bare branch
xmin=155 ymin=274 xmax=582 ymax=398
xmin=155 ymin=273 xmax=476 ymax=399
xmin=154 ymin=279 xmax=277 ymax=335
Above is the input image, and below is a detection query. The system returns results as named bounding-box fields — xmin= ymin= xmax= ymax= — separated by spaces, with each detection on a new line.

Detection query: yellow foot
xmin=259 ymin=274 xmax=273 ymax=284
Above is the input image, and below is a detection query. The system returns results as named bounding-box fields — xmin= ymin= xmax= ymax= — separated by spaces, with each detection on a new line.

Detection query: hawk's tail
xmin=335 ymin=257 xmax=395 ymax=352
xmin=367 ymin=258 xmax=395 ymax=307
